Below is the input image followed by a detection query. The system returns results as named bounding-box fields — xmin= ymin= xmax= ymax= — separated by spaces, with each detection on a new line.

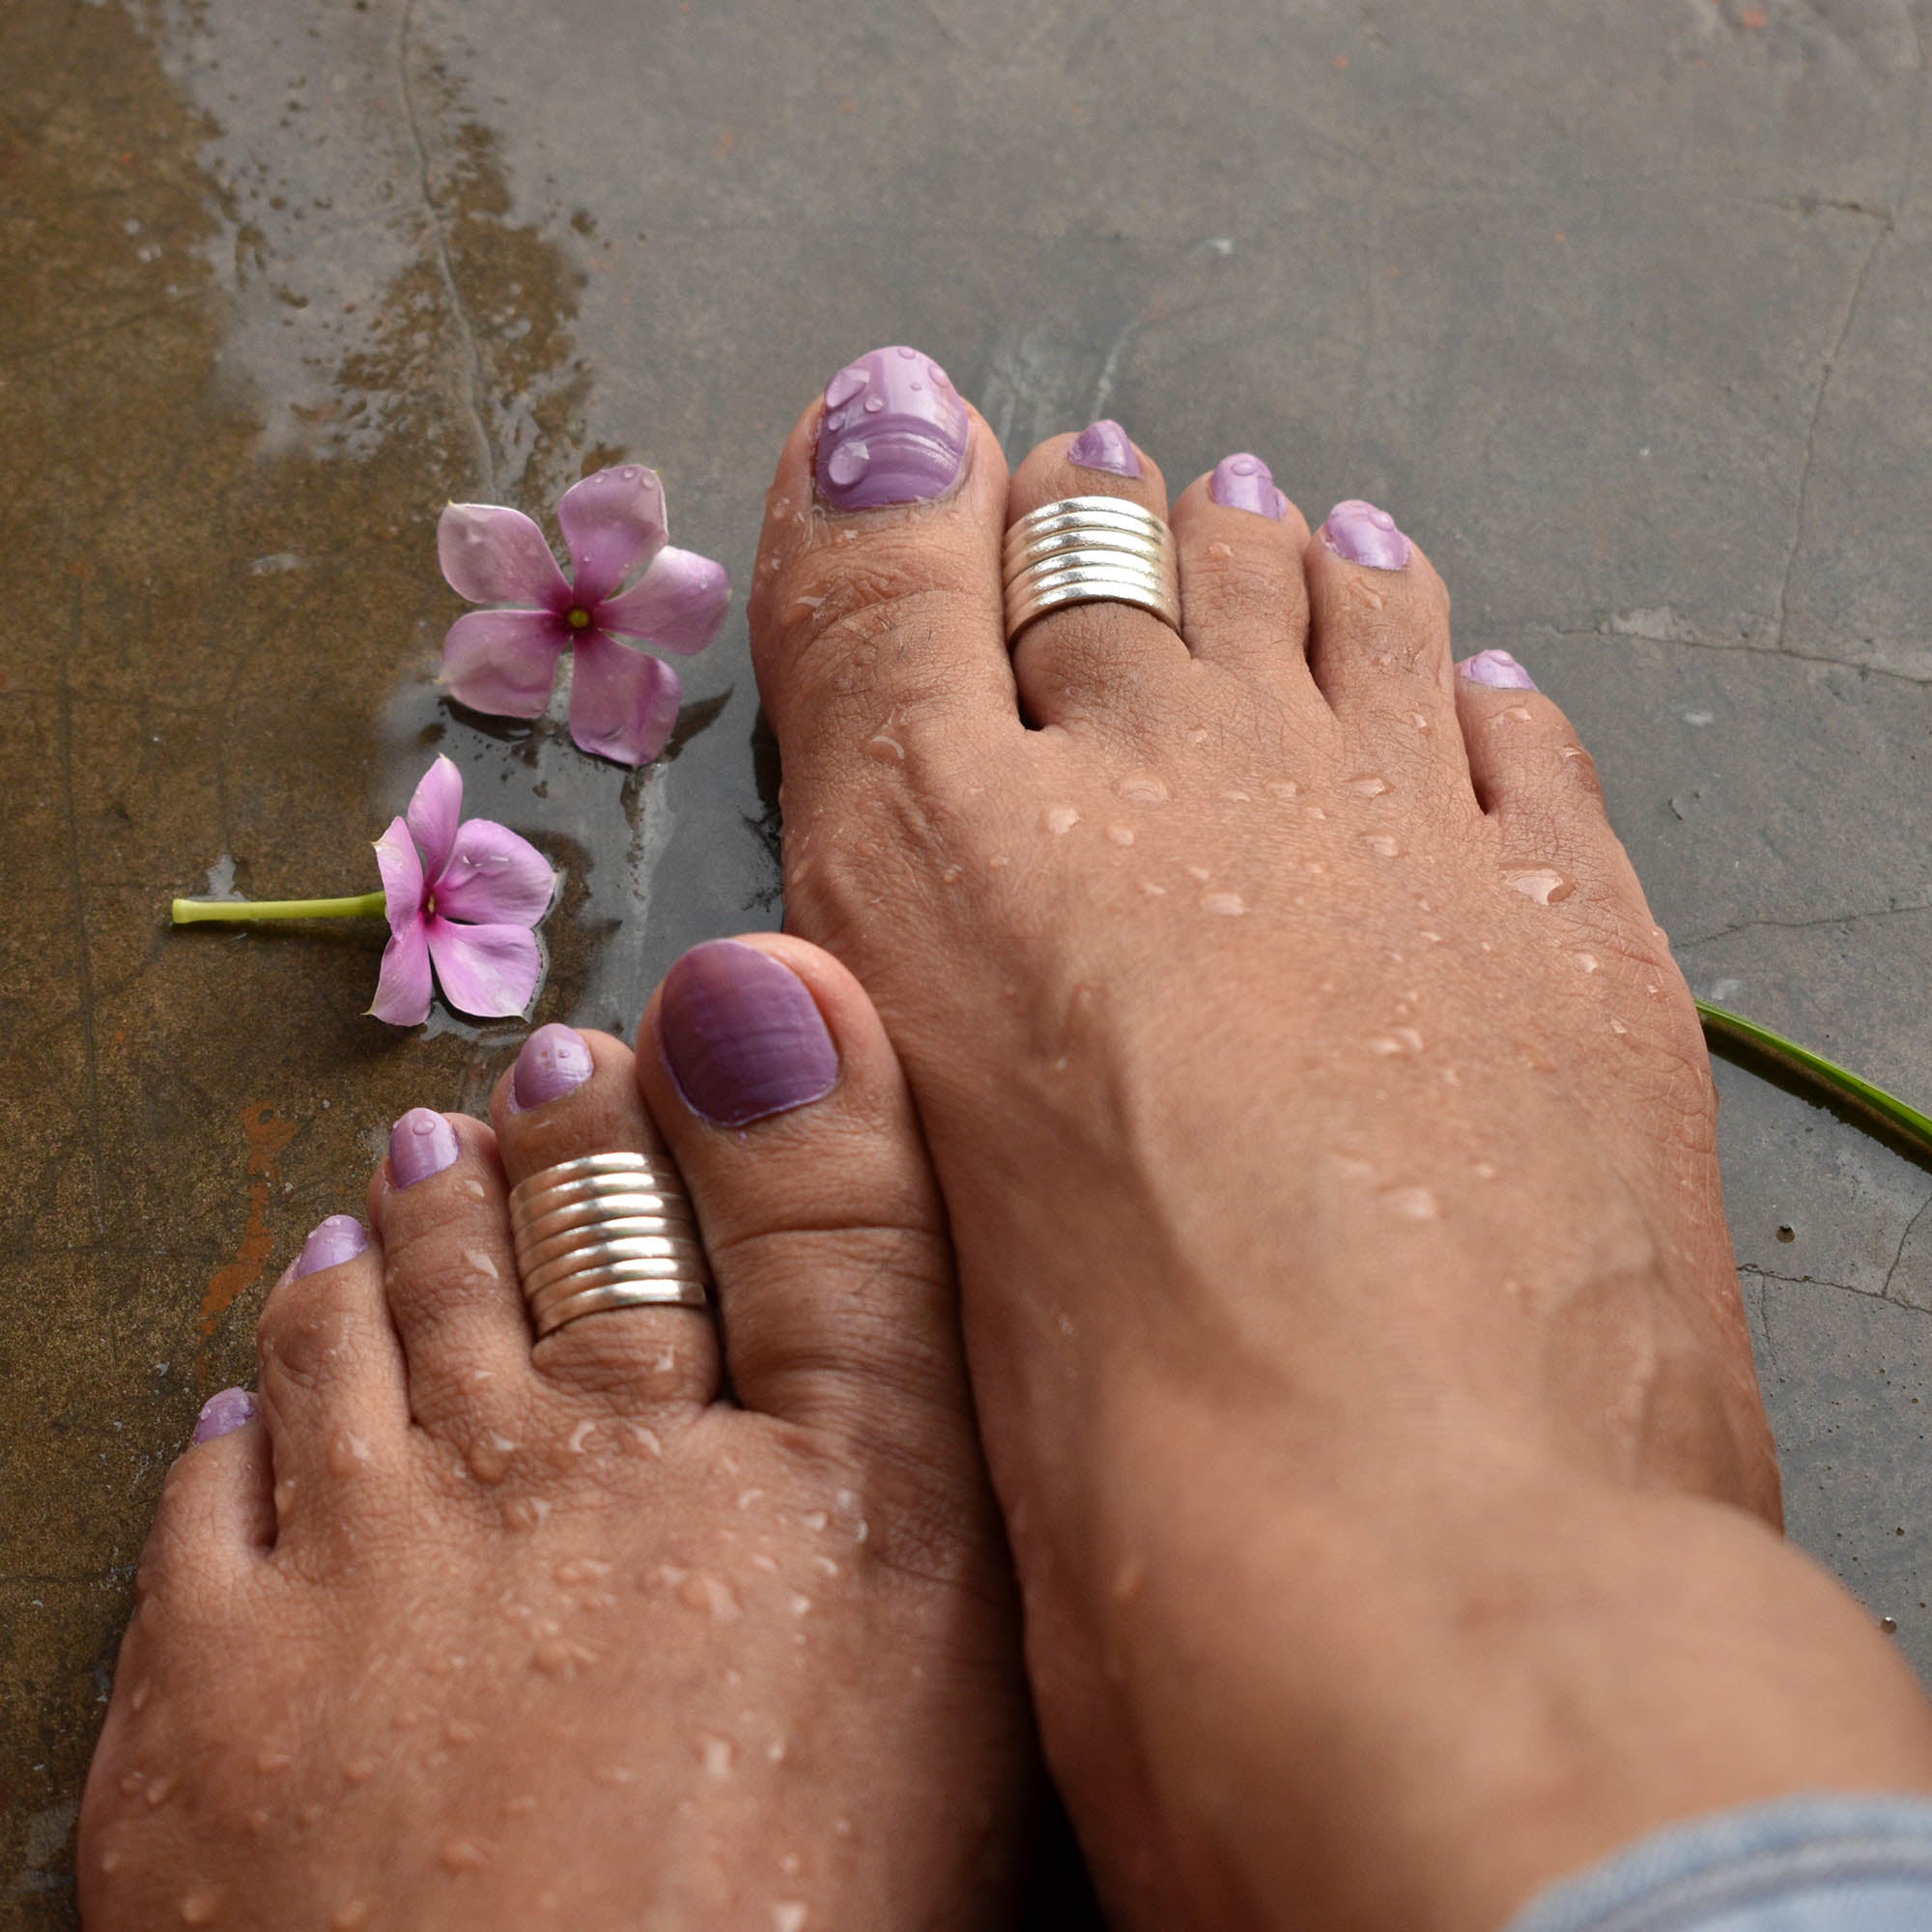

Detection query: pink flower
xmin=371 ymin=756 xmax=557 ymax=1026
xmin=438 ymin=464 xmax=730 ymax=766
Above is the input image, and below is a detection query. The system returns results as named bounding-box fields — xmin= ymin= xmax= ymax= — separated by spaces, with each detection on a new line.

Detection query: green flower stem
xmin=171 ymin=891 xmax=388 ymax=925
xmin=1697 ymin=999 xmax=1932 ymax=1159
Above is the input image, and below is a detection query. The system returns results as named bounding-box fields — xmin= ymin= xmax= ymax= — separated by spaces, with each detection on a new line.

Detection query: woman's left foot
xmin=80 ymin=937 xmax=1031 ymax=1930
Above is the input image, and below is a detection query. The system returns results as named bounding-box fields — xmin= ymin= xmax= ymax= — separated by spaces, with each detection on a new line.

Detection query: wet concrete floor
xmin=5 ymin=0 xmax=1932 ymax=1918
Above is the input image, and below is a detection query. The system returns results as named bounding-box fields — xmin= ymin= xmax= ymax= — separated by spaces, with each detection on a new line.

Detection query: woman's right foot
xmin=750 ymin=354 xmax=1932 ymax=1931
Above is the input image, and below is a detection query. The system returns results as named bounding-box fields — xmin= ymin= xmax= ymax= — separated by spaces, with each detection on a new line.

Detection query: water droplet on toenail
xmin=864 ymin=731 xmax=904 ymax=762
xmin=678 ymin=1572 xmax=740 ymax=1620
xmin=698 ymin=1733 xmax=737 ymax=1780
xmin=1346 ymin=775 xmax=1391 ymax=797
xmin=824 ymin=366 xmax=867 ymax=408
xmin=825 ymin=440 xmax=870 ymax=488
xmin=179 ymin=1889 xmax=223 ymax=1925
xmin=468 ymin=1434 xmax=518 ymax=1484
xmin=1117 ymin=774 xmax=1169 ymax=803
xmin=1045 ymin=806 xmax=1079 ymax=834
xmin=1385 ymin=1186 xmax=1440 ymax=1221
xmin=1202 ymin=891 xmax=1247 ymax=916
xmin=1505 ymin=867 xmax=1574 ymax=905
xmin=440 ymin=1838 xmax=486 ymax=1873
xmin=774 ymin=1905 xmax=809 ymax=1932
xmin=1574 ymin=952 xmax=1601 ymax=974
xmin=1365 ymin=834 xmax=1400 ymax=858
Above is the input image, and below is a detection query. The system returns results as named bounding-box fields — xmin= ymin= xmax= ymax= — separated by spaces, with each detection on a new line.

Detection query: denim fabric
xmin=1504 ymin=1796 xmax=1932 ymax=1932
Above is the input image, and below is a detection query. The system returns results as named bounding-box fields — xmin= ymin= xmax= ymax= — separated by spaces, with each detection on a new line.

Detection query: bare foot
xmin=750 ymin=354 xmax=1932 ymax=1931
xmin=80 ymin=938 xmax=1032 ymax=1930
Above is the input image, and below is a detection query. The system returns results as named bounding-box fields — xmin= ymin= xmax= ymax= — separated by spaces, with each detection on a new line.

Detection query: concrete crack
xmin=1681 ymin=900 xmax=1932 ymax=948
xmin=1883 ymin=1191 xmax=1932 ymax=1302
xmin=397 ymin=0 xmax=495 ymax=493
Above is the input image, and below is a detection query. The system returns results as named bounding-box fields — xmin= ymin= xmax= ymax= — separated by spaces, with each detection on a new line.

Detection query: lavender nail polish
xmin=1210 ymin=453 xmax=1287 ymax=521
xmin=1459 ymin=649 xmax=1539 ymax=692
xmin=389 ymin=1108 xmax=459 ymax=1188
xmin=815 ymin=346 xmax=968 ymax=510
xmin=192 ymin=1387 xmax=258 ymax=1445
xmin=295 ymin=1214 xmax=367 ymax=1279
xmin=659 ymin=941 xmax=839 ymax=1128
xmin=1066 ymin=419 xmax=1141 ymax=478
xmin=1323 ymin=498 xmax=1411 ymax=571
xmin=512 ymin=1023 xmax=593 ymax=1111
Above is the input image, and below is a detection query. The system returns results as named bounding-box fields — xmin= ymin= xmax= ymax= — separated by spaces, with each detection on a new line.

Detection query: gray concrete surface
xmin=5 ymin=0 xmax=1932 ymax=1918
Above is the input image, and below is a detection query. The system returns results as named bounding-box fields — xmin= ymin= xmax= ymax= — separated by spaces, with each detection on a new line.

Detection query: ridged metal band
xmin=1002 ymin=495 xmax=1180 ymax=639
xmin=508 ymin=1151 xmax=713 ymax=1338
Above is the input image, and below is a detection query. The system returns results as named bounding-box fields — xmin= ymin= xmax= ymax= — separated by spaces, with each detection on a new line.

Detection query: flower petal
xmin=596 ymin=547 xmax=731 ymax=656
xmin=556 ymin=464 xmax=667 ymax=607
xmin=424 ymin=918 xmax=544 ymax=1019
xmin=433 ymin=819 xmax=556 ymax=927
xmin=405 ymin=754 xmax=464 ymax=883
xmin=442 ymin=609 xmax=566 ymax=718
xmin=369 ymin=925 xmax=434 ymax=1026
xmin=568 ymin=634 xmax=682 ymax=766
xmin=373 ymin=814 xmax=424 ymax=929
xmin=438 ymin=502 xmax=571 ymax=609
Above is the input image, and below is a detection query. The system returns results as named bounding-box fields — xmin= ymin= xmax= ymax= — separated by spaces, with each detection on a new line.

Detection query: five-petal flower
xmin=371 ymin=756 xmax=557 ymax=1026
xmin=439 ymin=464 xmax=730 ymax=765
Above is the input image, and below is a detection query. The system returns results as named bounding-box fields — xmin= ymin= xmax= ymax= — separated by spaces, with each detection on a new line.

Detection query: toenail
xmin=1321 ymin=498 xmax=1411 ymax=570
xmin=813 ymin=345 xmax=968 ymax=510
xmin=1209 ymin=453 xmax=1287 ymax=520
xmin=511 ymin=1022 xmax=594 ymax=1110
xmin=296 ymin=1214 xmax=368 ymax=1278
xmin=191 ymin=1386 xmax=258 ymax=1445
xmin=1458 ymin=648 xmax=1539 ymax=692
xmin=388 ymin=1108 xmax=460 ymax=1188
xmin=1067 ymin=418 xmax=1142 ymax=478
xmin=657 ymin=940 xmax=840 ymax=1128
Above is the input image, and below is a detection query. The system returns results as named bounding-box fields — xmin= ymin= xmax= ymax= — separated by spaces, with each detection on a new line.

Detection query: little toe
xmin=1006 ymin=422 xmax=1195 ymax=735
xmin=490 ymin=1024 xmax=724 ymax=1409
xmin=1169 ymin=455 xmax=1322 ymax=706
xmin=368 ymin=1113 xmax=538 ymax=1446
xmin=1303 ymin=498 xmax=1473 ymax=797
xmin=750 ymin=345 xmax=1021 ymax=792
xmin=148 ymin=1389 xmax=276 ymax=1576
xmin=641 ymin=936 xmax=979 ymax=1475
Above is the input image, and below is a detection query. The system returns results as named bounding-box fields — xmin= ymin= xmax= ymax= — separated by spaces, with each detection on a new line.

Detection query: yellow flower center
xmin=567 ymin=607 xmax=591 ymax=631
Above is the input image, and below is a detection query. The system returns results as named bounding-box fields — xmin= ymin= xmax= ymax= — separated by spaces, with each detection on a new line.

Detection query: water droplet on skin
xmin=679 ymin=1573 xmax=741 ymax=1620
xmin=327 ymin=1433 xmax=371 ymax=1475
xmin=1574 ymin=952 xmax=1601 ymax=974
xmin=1501 ymin=704 xmax=1533 ymax=724
xmin=987 ymin=853 xmax=1010 ymax=868
xmin=502 ymin=1795 xmax=538 ymax=1816
xmin=344 ymin=1756 xmax=377 ymax=1784
xmin=1141 ymin=881 xmax=1168 ymax=895
xmin=1504 ymin=867 xmax=1574 ymax=905
xmin=128 ymin=1680 xmax=150 ymax=1712
xmin=144 ymin=1772 xmax=180 ymax=1808
xmin=1420 ymin=929 xmax=1444 ymax=945
xmin=1410 ymin=712 xmax=1431 ymax=731
xmin=813 ymin=1554 xmax=839 ymax=1577
xmin=699 ymin=1734 xmax=737 ymax=1780
xmin=596 ymin=1765 xmax=638 ymax=1787
xmin=180 ymin=1890 xmax=223 ymax=1925
xmin=864 ymin=732 xmax=905 ymax=762
xmin=1385 ymin=1186 xmax=1441 ymax=1221
xmin=1646 ymin=982 xmax=1661 ymax=996
xmin=626 ymin=1422 xmax=663 ymax=1458
xmin=440 ymin=1838 xmax=486 ymax=1873
xmin=1306 ymin=861 xmax=1327 ymax=877
xmin=1267 ymin=780 xmax=1300 ymax=799
xmin=940 ymin=864 xmax=963 ymax=883
xmin=1223 ymin=788 xmax=1251 ymax=803
xmin=1346 ymin=775 xmax=1391 ymax=798
xmin=1305 ymin=805 xmax=1327 ymax=820
xmin=854 ymin=1520 xmax=869 ymax=1544
xmin=273 ymin=1479 xmax=297 ymax=1518
xmin=468 ymin=1434 xmax=517 ymax=1485
xmin=789 ymin=1593 xmax=813 ymax=1617
xmin=1208 ymin=539 xmax=1235 ymax=560
xmin=1365 ymin=834 xmax=1400 ymax=858
xmin=1045 ymin=806 xmax=1080 ymax=834
xmin=802 ymin=1510 xmax=829 ymax=1531
xmin=1184 ymin=865 xmax=1210 ymax=884
xmin=774 ymin=1906 xmax=809 ymax=1932
xmin=1112 ymin=1555 xmax=1147 ymax=1602
xmin=1186 ymin=726 xmax=1210 ymax=746
xmin=330 ymin=1905 xmax=371 ymax=1930
xmin=1347 ymin=579 xmax=1385 ymax=611
xmin=532 ymin=1635 xmax=598 ymax=1677
xmin=1610 ymin=1017 xmax=1630 ymax=1035
xmin=1202 ymin=891 xmax=1247 ymax=916
xmin=1117 ymin=774 xmax=1169 ymax=804
xmin=445 ymin=1719 xmax=477 ymax=1747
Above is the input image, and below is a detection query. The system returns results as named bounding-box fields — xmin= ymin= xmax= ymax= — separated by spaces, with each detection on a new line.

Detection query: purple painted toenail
xmin=1067 ymin=419 xmax=1142 ymax=478
xmin=512 ymin=1023 xmax=593 ymax=1111
xmin=1459 ymin=649 xmax=1539 ymax=692
xmin=1322 ymin=498 xmax=1411 ymax=571
xmin=295 ymin=1214 xmax=367 ymax=1279
xmin=814 ymin=346 xmax=968 ymax=510
xmin=658 ymin=941 xmax=839 ymax=1128
xmin=192 ymin=1386 xmax=258 ymax=1445
xmin=389 ymin=1108 xmax=460 ymax=1188
xmin=1210 ymin=453 xmax=1287 ymax=521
